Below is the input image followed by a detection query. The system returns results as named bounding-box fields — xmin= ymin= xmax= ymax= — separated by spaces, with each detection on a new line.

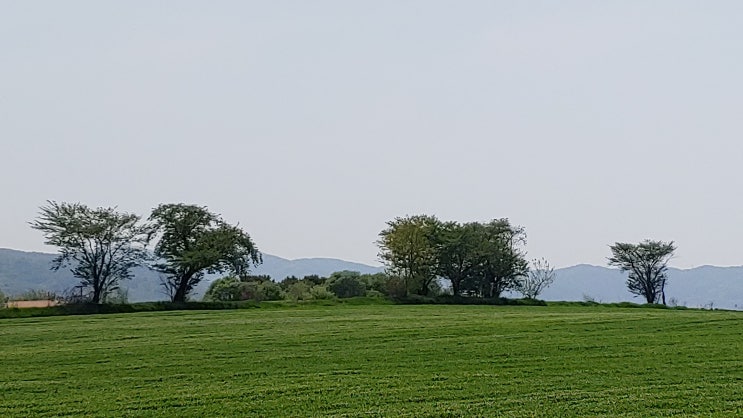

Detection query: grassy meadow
xmin=1 ymin=304 xmax=742 ymax=417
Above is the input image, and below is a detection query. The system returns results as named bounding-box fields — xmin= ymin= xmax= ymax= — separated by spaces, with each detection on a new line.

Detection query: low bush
xmin=395 ymin=295 xmax=548 ymax=306
xmin=0 ymin=301 xmax=260 ymax=319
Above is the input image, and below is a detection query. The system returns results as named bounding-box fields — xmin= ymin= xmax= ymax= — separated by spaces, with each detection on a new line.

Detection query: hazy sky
xmin=2 ymin=1 xmax=742 ymax=268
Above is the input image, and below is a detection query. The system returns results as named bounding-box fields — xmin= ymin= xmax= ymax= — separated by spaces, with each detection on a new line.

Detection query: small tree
xmin=30 ymin=201 xmax=152 ymax=303
xmin=608 ymin=240 xmax=676 ymax=304
xmin=516 ymin=258 xmax=555 ymax=299
xmin=149 ymin=204 xmax=262 ymax=302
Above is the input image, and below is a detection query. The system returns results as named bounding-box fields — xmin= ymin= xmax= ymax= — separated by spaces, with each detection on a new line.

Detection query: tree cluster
xmin=31 ymin=201 xmax=261 ymax=304
xmin=377 ymin=215 xmax=535 ymax=299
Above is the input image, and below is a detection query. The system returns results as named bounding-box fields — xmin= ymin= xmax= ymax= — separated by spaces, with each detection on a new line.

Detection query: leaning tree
xmin=608 ymin=240 xmax=676 ymax=304
xmin=30 ymin=201 xmax=153 ymax=303
xmin=149 ymin=203 xmax=261 ymax=302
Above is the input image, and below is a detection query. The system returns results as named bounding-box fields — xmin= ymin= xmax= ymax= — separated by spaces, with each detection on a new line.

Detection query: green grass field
xmin=1 ymin=304 xmax=742 ymax=417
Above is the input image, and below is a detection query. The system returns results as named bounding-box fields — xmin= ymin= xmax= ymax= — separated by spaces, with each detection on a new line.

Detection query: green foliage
xmin=360 ymin=272 xmax=390 ymax=294
xmin=433 ymin=221 xmax=481 ymax=296
xmin=326 ymin=271 xmax=367 ymax=298
xmin=203 ymin=276 xmax=243 ymax=302
xmin=301 ymin=274 xmax=326 ymax=286
xmin=609 ymin=240 xmax=676 ymax=304
xmin=365 ymin=289 xmax=385 ymax=298
xmin=204 ymin=275 xmax=283 ymax=303
xmin=285 ymin=281 xmax=312 ymax=301
xmin=255 ymin=281 xmax=283 ymax=301
xmin=466 ymin=219 xmax=529 ymax=298
xmin=149 ymin=203 xmax=261 ymax=302
xmin=0 ymin=300 xmax=260 ymax=319
xmin=379 ymin=215 xmax=529 ymax=299
xmin=309 ymin=285 xmax=335 ymax=300
xmin=377 ymin=215 xmax=441 ymax=296
xmin=30 ymin=201 xmax=152 ymax=304
xmin=2 ymin=305 xmax=742 ymax=416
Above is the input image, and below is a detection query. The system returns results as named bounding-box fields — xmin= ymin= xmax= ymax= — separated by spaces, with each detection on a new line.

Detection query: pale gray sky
xmin=2 ymin=1 xmax=742 ymax=268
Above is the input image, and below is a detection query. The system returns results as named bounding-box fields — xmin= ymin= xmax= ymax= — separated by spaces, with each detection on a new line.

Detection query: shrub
xmin=204 ymin=276 xmax=242 ymax=302
xmin=361 ymin=273 xmax=390 ymax=294
xmin=285 ymin=282 xmax=312 ymax=301
xmin=327 ymin=274 xmax=366 ymax=298
xmin=258 ymin=281 xmax=284 ymax=301
xmin=309 ymin=285 xmax=335 ymax=300
xmin=365 ymin=290 xmax=385 ymax=298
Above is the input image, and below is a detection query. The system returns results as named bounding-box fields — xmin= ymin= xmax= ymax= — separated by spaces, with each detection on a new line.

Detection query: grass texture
xmin=1 ymin=304 xmax=742 ymax=416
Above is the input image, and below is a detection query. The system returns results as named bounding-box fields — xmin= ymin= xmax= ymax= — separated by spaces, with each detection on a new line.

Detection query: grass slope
xmin=1 ymin=305 xmax=742 ymax=417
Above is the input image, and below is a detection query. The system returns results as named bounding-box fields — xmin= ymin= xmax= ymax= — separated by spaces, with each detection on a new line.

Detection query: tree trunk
xmin=92 ymin=277 xmax=102 ymax=304
xmin=172 ymin=277 xmax=190 ymax=303
xmin=452 ymin=279 xmax=460 ymax=297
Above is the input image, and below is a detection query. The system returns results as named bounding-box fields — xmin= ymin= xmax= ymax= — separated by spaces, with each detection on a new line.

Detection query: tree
xmin=377 ymin=215 xmax=440 ymax=296
xmin=433 ymin=221 xmax=481 ymax=296
xmin=515 ymin=258 xmax=555 ymax=299
xmin=608 ymin=240 xmax=676 ymax=304
xmin=464 ymin=219 xmax=529 ymax=298
xmin=30 ymin=201 xmax=152 ymax=303
xmin=149 ymin=203 xmax=261 ymax=302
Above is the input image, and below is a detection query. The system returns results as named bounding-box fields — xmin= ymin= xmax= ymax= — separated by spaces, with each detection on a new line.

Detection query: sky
xmin=2 ymin=1 xmax=742 ymax=268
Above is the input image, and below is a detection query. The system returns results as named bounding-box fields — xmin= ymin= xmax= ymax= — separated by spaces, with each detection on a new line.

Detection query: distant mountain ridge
xmin=532 ymin=263 xmax=743 ymax=310
xmin=1 ymin=249 xmax=741 ymax=309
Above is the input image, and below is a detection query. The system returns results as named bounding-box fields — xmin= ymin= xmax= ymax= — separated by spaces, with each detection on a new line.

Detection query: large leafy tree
xmin=468 ymin=219 xmax=529 ymax=298
xmin=30 ymin=201 xmax=153 ymax=303
xmin=608 ymin=240 xmax=676 ymax=304
xmin=149 ymin=204 xmax=262 ymax=302
xmin=377 ymin=215 xmax=440 ymax=296
xmin=433 ymin=221 xmax=481 ymax=296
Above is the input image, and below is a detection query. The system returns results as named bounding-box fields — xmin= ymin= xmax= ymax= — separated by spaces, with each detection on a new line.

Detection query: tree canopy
xmin=377 ymin=215 xmax=440 ymax=296
xmin=608 ymin=240 xmax=676 ymax=304
xmin=149 ymin=203 xmax=262 ymax=302
xmin=30 ymin=201 xmax=152 ymax=303
xmin=378 ymin=215 xmax=529 ymax=298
